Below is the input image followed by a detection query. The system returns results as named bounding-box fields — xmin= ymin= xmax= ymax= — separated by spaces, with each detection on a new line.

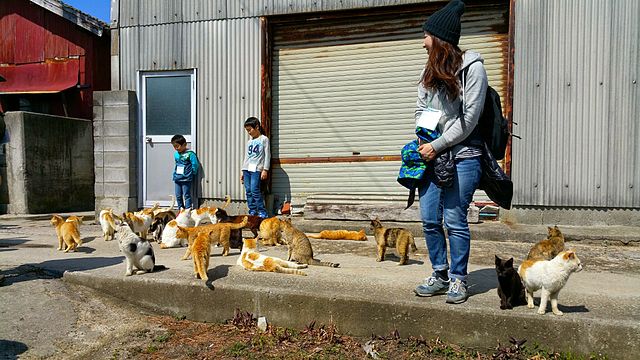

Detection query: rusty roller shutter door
xmin=271 ymin=3 xmax=509 ymax=204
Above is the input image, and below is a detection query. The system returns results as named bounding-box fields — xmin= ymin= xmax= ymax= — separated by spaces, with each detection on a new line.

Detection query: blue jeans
xmin=175 ymin=181 xmax=193 ymax=209
xmin=418 ymin=156 xmax=482 ymax=282
xmin=243 ymin=170 xmax=267 ymax=217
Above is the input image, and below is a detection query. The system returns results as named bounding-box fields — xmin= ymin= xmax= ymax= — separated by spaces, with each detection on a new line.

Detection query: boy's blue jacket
xmin=173 ymin=150 xmax=199 ymax=182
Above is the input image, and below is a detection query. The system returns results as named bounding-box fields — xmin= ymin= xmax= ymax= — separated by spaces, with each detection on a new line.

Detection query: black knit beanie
xmin=422 ymin=0 xmax=465 ymax=46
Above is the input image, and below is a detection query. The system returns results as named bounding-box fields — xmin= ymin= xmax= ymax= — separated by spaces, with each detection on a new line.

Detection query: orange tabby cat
xmin=257 ymin=217 xmax=284 ymax=246
xmin=526 ymin=226 xmax=565 ymax=261
xmin=191 ymin=230 xmax=214 ymax=280
xmin=50 ymin=215 xmax=82 ymax=252
xmin=307 ymin=229 xmax=368 ymax=241
xmin=178 ymin=216 xmax=248 ymax=259
xmin=237 ymin=238 xmax=308 ymax=276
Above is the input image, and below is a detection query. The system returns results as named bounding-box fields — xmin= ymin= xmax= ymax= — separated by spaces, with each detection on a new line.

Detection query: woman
xmin=413 ymin=0 xmax=488 ymax=304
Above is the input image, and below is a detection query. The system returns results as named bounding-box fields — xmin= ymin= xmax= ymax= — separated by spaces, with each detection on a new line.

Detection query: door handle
xmin=145 ymin=137 xmax=152 ymax=143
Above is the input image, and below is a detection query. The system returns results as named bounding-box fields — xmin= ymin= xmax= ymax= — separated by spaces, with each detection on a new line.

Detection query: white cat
xmin=518 ymin=250 xmax=583 ymax=316
xmin=115 ymin=223 xmax=158 ymax=276
xmin=160 ymin=208 xmax=192 ymax=249
xmin=99 ymin=209 xmax=120 ymax=241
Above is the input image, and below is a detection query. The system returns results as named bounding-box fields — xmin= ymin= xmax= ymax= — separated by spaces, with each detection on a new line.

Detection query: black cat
xmin=495 ymin=255 xmax=526 ymax=310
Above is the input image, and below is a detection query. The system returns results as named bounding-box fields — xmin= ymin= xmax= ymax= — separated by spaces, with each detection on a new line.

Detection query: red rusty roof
xmin=0 ymin=59 xmax=79 ymax=94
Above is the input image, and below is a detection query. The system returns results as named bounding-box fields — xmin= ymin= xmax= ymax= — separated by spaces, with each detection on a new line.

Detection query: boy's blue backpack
xmin=461 ymin=66 xmax=510 ymax=160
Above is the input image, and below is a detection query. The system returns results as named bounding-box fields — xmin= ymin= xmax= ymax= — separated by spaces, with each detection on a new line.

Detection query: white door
xmin=140 ymin=70 xmax=196 ymax=207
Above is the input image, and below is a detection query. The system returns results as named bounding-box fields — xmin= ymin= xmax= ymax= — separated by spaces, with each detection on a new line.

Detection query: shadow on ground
xmin=0 ymin=256 xmax=124 ymax=286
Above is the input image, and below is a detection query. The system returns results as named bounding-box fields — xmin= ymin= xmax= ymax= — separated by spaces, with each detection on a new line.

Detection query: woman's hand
xmin=260 ymin=170 xmax=268 ymax=181
xmin=240 ymin=173 xmax=244 ymax=183
xmin=418 ymin=142 xmax=437 ymax=162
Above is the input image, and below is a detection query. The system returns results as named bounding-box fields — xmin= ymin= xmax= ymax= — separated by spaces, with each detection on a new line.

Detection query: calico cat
xmin=191 ymin=206 xmax=212 ymax=227
xmin=237 ymin=237 xmax=308 ymax=276
xmin=99 ymin=209 xmax=121 ymax=241
xmin=280 ymin=218 xmax=339 ymax=267
xmin=526 ymin=225 xmax=565 ymax=261
xmin=191 ymin=230 xmax=214 ymax=280
xmin=207 ymin=195 xmax=232 ymax=224
xmin=50 ymin=215 xmax=82 ymax=252
xmin=178 ymin=217 xmax=248 ymax=259
xmin=495 ymin=255 xmax=526 ymax=310
xmin=257 ymin=217 xmax=284 ymax=246
xmin=370 ymin=218 xmax=417 ymax=265
xmin=115 ymin=223 xmax=161 ymax=276
xmin=149 ymin=210 xmax=176 ymax=242
xmin=519 ymin=250 xmax=583 ymax=315
xmin=308 ymin=229 xmax=368 ymax=241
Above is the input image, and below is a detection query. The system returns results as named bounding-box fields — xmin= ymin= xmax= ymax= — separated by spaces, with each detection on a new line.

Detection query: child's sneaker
xmin=258 ymin=212 xmax=268 ymax=219
xmin=414 ymin=276 xmax=449 ymax=297
xmin=445 ymin=278 xmax=468 ymax=304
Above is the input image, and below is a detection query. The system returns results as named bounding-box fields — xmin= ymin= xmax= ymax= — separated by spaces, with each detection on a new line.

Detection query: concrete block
xmin=93 ymin=106 xmax=103 ymax=121
xmin=95 ymin=169 xmax=103 ymax=184
xmin=102 ymin=91 xmax=133 ymax=106
xmin=94 ymin=152 xmax=104 ymax=168
xmin=102 ymin=120 xmax=132 ymax=137
xmin=93 ymin=121 xmax=104 ymax=138
xmin=103 ymin=182 xmax=132 ymax=197
xmin=95 ymin=182 xmax=104 ymax=197
xmin=104 ymin=152 xmax=131 ymax=168
xmin=93 ymin=91 xmax=104 ymax=106
xmin=103 ymin=106 xmax=131 ymax=122
xmin=95 ymin=196 xmax=137 ymax=215
xmin=103 ymin=167 xmax=129 ymax=183
xmin=103 ymin=137 xmax=132 ymax=152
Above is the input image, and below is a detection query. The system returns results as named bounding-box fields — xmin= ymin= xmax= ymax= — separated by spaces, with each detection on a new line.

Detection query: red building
xmin=0 ymin=0 xmax=110 ymax=120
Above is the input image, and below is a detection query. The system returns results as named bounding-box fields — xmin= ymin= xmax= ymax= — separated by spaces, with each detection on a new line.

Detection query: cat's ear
xmin=563 ymin=251 xmax=575 ymax=260
xmin=495 ymin=255 xmax=501 ymax=265
xmin=505 ymin=257 xmax=513 ymax=267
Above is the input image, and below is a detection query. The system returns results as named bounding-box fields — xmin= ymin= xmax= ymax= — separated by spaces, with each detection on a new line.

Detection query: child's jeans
xmin=243 ymin=170 xmax=267 ymax=218
xmin=175 ymin=181 xmax=193 ymax=209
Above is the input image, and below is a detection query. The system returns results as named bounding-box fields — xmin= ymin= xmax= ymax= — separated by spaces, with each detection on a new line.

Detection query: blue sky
xmin=63 ymin=0 xmax=110 ymax=22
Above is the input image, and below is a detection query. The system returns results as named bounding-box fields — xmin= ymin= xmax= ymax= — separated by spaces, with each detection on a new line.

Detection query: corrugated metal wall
xmin=271 ymin=5 xmax=508 ymax=200
xmin=513 ymin=0 xmax=639 ymax=208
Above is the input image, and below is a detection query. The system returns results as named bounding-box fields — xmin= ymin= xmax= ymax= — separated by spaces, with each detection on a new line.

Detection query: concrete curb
xmin=63 ymin=270 xmax=638 ymax=359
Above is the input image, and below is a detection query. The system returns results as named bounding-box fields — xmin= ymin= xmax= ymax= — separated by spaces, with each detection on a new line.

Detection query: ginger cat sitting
xmin=237 ymin=238 xmax=308 ymax=276
xmin=50 ymin=215 xmax=82 ymax=252
xmin=257 ymin=217 xmax=285 ymax=246
xmin=178 ymin=216 xmax=248 ymax=259
xmin=308 ymin=229 xmax=367 ymax=241
xmin=526 ymin=225 xmax=565 ymax=261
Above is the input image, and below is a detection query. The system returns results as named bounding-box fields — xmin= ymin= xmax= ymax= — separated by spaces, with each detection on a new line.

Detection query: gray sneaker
xmin=445 ymin=278 xmax=468 ymax=304
xmin=414 ymin=276 xmax=450 ymax=297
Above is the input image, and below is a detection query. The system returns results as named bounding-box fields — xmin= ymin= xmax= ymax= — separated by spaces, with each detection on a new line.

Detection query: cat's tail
xmin=275 ymin=266 xmax=307 ymax=276
xmin=410 ymin=235 xmax=418 ymax=252
xmin=228 ymin=216 xmax=249 ymax=229
xmin=105 ymin=213 xmax=118 ymax=230
xmin=153 ymin=264 xmax=167 ymax=272
xmin=310 ymin=259 xmax=340 ymax=268
xmin=307 ymin=233 xmax=322 ymax=239
xmin=221 ymin=195 xmax=232 ymax=209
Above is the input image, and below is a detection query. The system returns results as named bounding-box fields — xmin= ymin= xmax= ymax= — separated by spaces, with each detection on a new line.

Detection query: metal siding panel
xmin=182 ymin=0 xmax=227 ymax=21
xmin=0 ymin=9 xmax=17 ymax=64
xmin=119 ymin=26 xmax=139 ymax=90
xmin=514 ymin=0 xmax=638 ymax=208
xmin=44 ymin=11 xmax=70 ymax=59
xmin=139 ymin=23 xmax=183 ymax=71
xmin=272 ymin=6 xmax=508 ymax=199
xmin=15 ymin=7 xmax=45 ymax=64
xmin=120 ymin=0 xmax=138 ymax=27
xmin=138 ymin=0 xmax=182 ymax=25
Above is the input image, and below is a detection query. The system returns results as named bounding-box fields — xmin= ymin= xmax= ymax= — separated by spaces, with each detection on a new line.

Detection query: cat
xmin=159 ymin=209 xmax=192 ymax=249
xmin=213 ymin=208 xmax=263 ymax=237
xmin=495 ymin=255 xmax=526 ymax=310
xmin=518 ymin=250 xmax=583 ymax=315
xmin=526 ymin=225 xmax=565 ymax=261
xmin=149 ymin=210 xmax=176 ymax=242
xmin=178 ymin=217 xmax=248 ymax=259
xmin=256 ymin=217 xmax=285 ymax=246
xmin=307 ymin=229 xmax=368 ymax=241
xmin=123 ymin=210 xmax=153 ymax=240
xmin=153 ymin=195 xmax=175 ymax=216
xmin=50 ymin=215 xmax=82 ymax=252
xmin=115 ymin=222 xmax=162 ymax=276
xmin=237 ymin=237 xmax=308 ymax=276
xmin=99 ymin=209 xmax=121 ymax=241
xmin=191 ymin=206 xmax=212 ymax=227
xmin=207 ymin=194 xmax=232 ymax=224
xmin=370 ymin=218 xmax=417 ymax=265
xmin=66 ymin=215 xmax=84 ymax=225
xmin=280 ymin=218 xmax=339 ymax=267
xmin=191 ymin=230 xmax=214 ymax=280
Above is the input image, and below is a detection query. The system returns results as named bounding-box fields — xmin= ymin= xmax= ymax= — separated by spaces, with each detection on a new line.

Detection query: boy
xmin=241 ymin=117 xmax=270 ymax=218
xmin=171 ymin=134 xmax=199 ymax=210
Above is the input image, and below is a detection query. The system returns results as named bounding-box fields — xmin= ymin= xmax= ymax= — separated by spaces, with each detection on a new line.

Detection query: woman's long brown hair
xmin=421 ymin=35 xmax=464 ymax=101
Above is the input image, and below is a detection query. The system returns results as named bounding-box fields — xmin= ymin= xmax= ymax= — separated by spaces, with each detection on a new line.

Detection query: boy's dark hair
xmin=171 ymin=134 xmax=186 ymax=145
xmin=244 ymin=117 xmax=261 ymax=132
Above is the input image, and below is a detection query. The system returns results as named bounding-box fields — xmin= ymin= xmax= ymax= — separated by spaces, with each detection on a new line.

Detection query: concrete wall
xmin=93 ymin=90 xmax=138 ymax=216
xmin=0 ymin=114 xmax=7 ymax=213
xmin=3 ymin=111 xmax=94 ymax=214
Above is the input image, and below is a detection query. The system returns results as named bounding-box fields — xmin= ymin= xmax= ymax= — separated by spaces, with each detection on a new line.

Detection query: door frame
xmin=137 ymin=69 xmax=197 ymax=208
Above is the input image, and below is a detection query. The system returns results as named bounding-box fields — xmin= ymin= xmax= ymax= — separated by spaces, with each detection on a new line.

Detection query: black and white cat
xmin=495 ymin=255 xmax=526 ymax=310
xmin=116 ymin=223 xmax=159 ymax=276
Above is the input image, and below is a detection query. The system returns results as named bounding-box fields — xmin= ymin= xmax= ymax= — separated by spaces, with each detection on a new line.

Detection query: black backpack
xmin=461 ymin=66 xmax=510 ymax=160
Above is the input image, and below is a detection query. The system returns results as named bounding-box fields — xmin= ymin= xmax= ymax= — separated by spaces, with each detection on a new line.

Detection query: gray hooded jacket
xmin=415 ymin=51 xmax=488 ymax=157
